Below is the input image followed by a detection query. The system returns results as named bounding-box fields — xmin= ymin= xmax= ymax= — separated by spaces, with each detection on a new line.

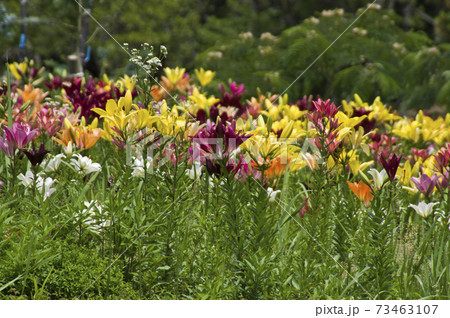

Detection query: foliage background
xmin=1 ymin=0 xmax=450 ymax=112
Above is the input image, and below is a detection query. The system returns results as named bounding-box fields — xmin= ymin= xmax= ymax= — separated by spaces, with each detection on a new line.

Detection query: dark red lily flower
xmin=21 ymin=143 xmax=50 ymax=166
xmin=295 ymin=95 xmax=314 ymax=111
xmin=353 ymin=108 xmax=377 ymax=134
xmin=45 ymin=76 xmax=66 ymax=90
xmin=380 ymin=153 xmax=402 ymax=181
xmin=62 ymin=76 xmax=130 ymax=122
xmin=190 ymin=120 xmax=252 ymax=178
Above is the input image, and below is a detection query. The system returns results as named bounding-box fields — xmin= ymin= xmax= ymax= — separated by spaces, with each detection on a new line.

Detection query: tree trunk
xmin=76 ymin=0 xmax=92 ymax=75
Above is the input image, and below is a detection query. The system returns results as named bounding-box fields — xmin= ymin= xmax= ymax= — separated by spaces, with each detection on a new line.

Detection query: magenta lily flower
xmin=0 ymin=123 xmax=38 ymax=158
xmin=411 ymin=173 xmax=439 ymax=196
xmin=380 ymin=153 xmax=402 ymax=182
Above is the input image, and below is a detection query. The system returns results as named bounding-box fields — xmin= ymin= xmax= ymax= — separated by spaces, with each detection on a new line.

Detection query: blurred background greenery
xmin=1 ymin=0 xmax=450 ymax=111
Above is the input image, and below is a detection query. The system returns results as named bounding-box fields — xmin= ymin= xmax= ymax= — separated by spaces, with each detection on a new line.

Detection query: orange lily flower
xmin=53 ymin=128 xmax=73 ymax=147
xmin=347 ymin=180 xmax=374 ymax=207
xmin=53 ymin=120 xmax=102 ymax=150
xmin=253 ymin=156 xmax=291 ymax=178
xmin=76 ymin=126 xmax=102 ymax=149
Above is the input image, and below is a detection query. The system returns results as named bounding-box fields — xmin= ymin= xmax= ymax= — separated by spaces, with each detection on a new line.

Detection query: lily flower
xmin=194 ymin=68 xmax=215 ymax=87
xmin=368 ymin=168 xmax=388 ymax=189
xmin=53 ymin=118 xmax=102 ymax=150
xmin=186 ymin=161 xmax=203 ymax=180
xmin=409 ymin=201 xmax=438 ymax=218
xmin=9 ymin=60 xmax=28 ymax=80
xmin=347 ymin=180 xmax=374 ymax=207
xmin=380 ymin=153 xmax=402 ymax=182
xmin=21 ymin=143 xmax=50 ymax=166
xmin=164 ymin=67 xmax=186 ymax=85
xmin=265 ymin=156 xmax=291 ymax=178
xmin=131 ymin=157 xmax=153 ymax=178
xmin=298 ymin=196 xmax=310 ymax=218
xmin=18 ymin=170 xmax=35 ymax=188
xmin=410 ymin=173 xmax=439 ymax=196
xmin=70 ymin=154 xmax=102 ymax=175
xmin=42 ymin=154 xmax=66 ymax=173
xmin=36 ymin=176 xmax=56 ymax=200
xmin=267 ymin=187 xmax=281 ymax=203
xmin=0 ymin=123 xmax=38 ymax=157
xmin=77 ymin=200 xmax=110 ymax=234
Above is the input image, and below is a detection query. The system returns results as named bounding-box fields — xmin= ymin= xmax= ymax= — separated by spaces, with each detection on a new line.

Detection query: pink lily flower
xmin=411 ymin=173 xmax=439 ymax=196
xmin=0 ymin=123 xmax=38 ymax=157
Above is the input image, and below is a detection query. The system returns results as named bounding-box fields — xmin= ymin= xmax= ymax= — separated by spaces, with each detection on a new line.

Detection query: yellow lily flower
xmin=116 ymin=74 xmax=136 ymax=92
xmin=396 ymin=160 xmax=420 ymax=187
xmin=188 ymin=87 xmax=219 ymax=115
xmin=164 ymin=67 xmax=185 ymax=85
xmin=242 ymin=134 xmax=280 ymax=161
xmin=392 ymin=110 xmax=449 ymax=145
xmin=336 ymin=111 xmax=366 ymax=133
xmin=194 ymin=68 xmax=215 ymax=87
xmin=368 ymin=97 xmax=401 ymax=122
xmin=9 ymin=60 xmax=28 ymax=80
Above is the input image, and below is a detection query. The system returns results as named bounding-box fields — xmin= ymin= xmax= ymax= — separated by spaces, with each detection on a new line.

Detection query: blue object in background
xmin=19 ymin=33 xmax=26 ymax=49
xmin=85 ymin=46 xmax=91 ymax=63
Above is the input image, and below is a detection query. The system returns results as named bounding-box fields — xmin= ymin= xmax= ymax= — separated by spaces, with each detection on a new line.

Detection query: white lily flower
xmin=409 ymin=201 xmax=439 ymax=218
xmin=18 ymin=170 xmax=35 ymax=188
xmin=43 ymin=154 xmax=66 ymax=173
xmin=368 ymin=168 xmax=388 ymax=189
xmin=187 ymin=162 xmax=203 ymax=180
xmin=36 ymin=176 xmax=56 ymax=200
xmin=267 ymin=187 xmax=281 ymax=203
xmin=78 ymin=200 xmax=110 ymax=234
xmin=64 ymin=141 xmax=73 ymax=156
xmin=131 ymin=157 xmax=153 ymax=178
xmin=70 ymin=154 xmax=102 ymax=175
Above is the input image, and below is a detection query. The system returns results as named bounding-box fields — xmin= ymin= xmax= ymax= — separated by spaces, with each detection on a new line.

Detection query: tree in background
xmin=1 ymin=0 xmax=449 ymax=110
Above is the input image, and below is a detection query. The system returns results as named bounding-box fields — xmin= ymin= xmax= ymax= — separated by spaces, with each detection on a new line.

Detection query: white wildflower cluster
xmin=306 ymin=30 xmax=317 ymax=39
xmin=258 ymin=46 xmax=272 ymax=55
xmin=207 ymin=51 xmax=223 ymax=60
xmin=309 ymin=17 xmax=320 ymax=25
xmin=368 ymin=3 xmax=381 ymax=10
xmin=160 ymin=45 xmax=168 ymax=58
xmin=260 ymin=32 xmax=277 ymax=41
xmin=322 ymin=8 xmax=344 ymax=17
xmin=239 ymin=32 xmax=253 ymax=40
xmin=147 ymin=57 xmax=162 ymax=69
xmin=352 ymin=27 xmax=368 ymax=36
xmin=392 ymin=42 xmax=406 ymax=54
xmin=127 ymin=43 xmax=165 ymax=75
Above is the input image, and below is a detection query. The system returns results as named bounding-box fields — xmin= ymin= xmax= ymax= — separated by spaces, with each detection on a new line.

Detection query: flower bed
xmin=0 ymin=60 xmax=449 ymax=299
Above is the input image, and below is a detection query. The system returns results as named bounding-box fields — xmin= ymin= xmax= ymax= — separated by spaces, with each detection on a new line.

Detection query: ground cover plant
xmin=0 ymin=56 xmax=449 ymax=299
